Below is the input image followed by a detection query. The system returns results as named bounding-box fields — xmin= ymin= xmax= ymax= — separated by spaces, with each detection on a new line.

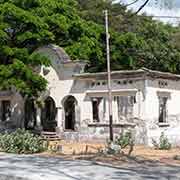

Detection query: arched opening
xmin=63 ymin=96 xmax=77 ymax=131
xmin=41 ymin=97 xmax=57 ymax=132
xmin=24 ymin=99 xmax=36 ymax=130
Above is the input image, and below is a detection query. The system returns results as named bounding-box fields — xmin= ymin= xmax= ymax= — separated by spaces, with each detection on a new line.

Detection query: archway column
xmin=74 ymin=105 xmax=80 ymax=131
xmin=56 ymin=107 xmax=63 ymax=132
xmin=35 ymin=108 xmax=42 ymax=131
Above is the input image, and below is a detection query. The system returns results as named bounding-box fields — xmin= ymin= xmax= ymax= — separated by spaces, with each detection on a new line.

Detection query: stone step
xmin=41 ymin=131 xmax=61 ymax=141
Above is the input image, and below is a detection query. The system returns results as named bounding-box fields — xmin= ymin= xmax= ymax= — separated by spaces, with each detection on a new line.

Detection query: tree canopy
xmin=0 ymin=0 xmax=106 ymax=97
xmin=0 ymin=0 xmax=180 ymax=98
xmin=76 ymin=0 xmax=180 ymax=73
xmin=0 ymin=0 xmax=89 ymax=97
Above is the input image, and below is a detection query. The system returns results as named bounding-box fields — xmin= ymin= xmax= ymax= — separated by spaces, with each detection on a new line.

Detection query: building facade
xmin=1 ymin=45 xmax=180 ymax=145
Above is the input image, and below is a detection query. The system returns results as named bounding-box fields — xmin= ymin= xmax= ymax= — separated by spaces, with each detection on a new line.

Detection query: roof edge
xmin=73 ymin=68 xmax=180 ymax=80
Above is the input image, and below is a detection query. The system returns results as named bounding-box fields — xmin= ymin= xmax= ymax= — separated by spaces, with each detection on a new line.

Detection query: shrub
xmin=152 ymin=132 xmax=171 ymax=150
xmin=115 ymin=131 xmax=134 ymax=149
xmin=115 ymin=131 xmax=134 ymax=155
xmin=103 ymin=131 xmax=135 ymax=155
xmin=104 ymin=141 xmax=121 ymax=155
xmin=0 ymin=129 xmax=46 ymax=154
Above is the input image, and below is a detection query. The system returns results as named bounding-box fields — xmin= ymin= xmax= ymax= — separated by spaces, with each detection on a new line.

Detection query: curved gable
xmin=36 ymin=44 xmax=86 ymax=80
xmin=36 ymin=45 xmax=71 ymax=80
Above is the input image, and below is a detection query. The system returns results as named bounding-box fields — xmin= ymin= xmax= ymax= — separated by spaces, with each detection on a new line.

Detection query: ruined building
xmin=1 ymin=45 xmax=180 ymax=145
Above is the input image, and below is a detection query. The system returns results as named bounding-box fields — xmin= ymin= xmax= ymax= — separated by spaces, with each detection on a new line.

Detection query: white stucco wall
xmin=85 ymin=78 xmax=145 ymax=120
xmin=39 ymin=55 xmax=89 ymax=131
xmin=42 ymin=59 xmax=149 ymax=141
xmin=36 ymin=46 xmax=149 ymax=142
xmin=145 ymin=78 xmax=180 ymax=146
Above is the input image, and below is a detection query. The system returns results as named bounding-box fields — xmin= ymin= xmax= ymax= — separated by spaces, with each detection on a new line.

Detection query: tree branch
xmin=135 ymin=0 xmax=150 ymax=14
xmin=124 ymin=0 xmax=140 ymax=7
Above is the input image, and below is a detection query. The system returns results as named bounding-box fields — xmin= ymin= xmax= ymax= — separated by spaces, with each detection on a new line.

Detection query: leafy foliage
xmin=115 ymin=131 xmax=134 ymax=149
xmin=0 ymin=129 xmax=45 ymax=154
xmin=115 ymin=131 xmax=134 ymax=155
xmin=76 ymin=0 xmax=180 ymax=74
xmin=104 ymin=131 xmax=134 ymax=155
xmin=0 ymin=0 xmax=104 ymax=95
xmin=105 ymin=141 xmax=121 ymax=155
xmin=1 ymin=0 xmax=180 ymax=97
xmin=0 ymin=0 xmax=91 ymax=97
xmin=0 ymin=0 xmax=54 ymax=97
xmin=152 ymin=132 xmax=171 ymax=150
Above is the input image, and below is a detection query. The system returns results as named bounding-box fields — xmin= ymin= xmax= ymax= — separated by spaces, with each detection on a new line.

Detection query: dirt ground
xmin=129 ymin=145 xmax=180 ymax=161
xmin=42 ymin=141 xmax=180 ymax=166
xmin=45 ymin=141 xmax=180 ymax=159
xmin=47 ymin=140 xmax=105 ymax=155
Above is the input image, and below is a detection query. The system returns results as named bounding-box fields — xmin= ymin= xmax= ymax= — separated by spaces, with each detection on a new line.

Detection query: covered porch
xmin=24 ymin=95 xmax=80 ymax=134
xmin=24 ymin=96 xmax=58 ymax=132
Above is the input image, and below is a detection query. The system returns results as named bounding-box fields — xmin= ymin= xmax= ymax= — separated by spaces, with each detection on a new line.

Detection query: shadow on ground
xmin=0 ymin=153 xmax=180 ymax=180
xmin=0 ymin=175 xmax=29 ymax=180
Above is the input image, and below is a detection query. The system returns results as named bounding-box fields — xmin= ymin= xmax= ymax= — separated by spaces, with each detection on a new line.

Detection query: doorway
xmin=63 ymin=96 xmax=77 ymax=131
xmin=24 ymin=99 xmax=36 ymax=130
xmin=41 ymin=97 xmax=57 ymax=132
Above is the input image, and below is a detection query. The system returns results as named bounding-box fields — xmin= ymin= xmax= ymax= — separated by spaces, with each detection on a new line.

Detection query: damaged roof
xmin=74 ymin=68 xmax=180 ymax=80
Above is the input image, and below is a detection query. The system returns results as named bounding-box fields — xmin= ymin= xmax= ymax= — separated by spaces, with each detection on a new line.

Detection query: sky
xmin=121 ymin=0 xmax=180 ymax=25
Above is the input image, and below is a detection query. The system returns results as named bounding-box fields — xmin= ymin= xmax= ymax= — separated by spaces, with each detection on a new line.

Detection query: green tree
xmin=1 ymin=0 xmax=180 ymax=99
xmin=0 ymin=0 xmax=98 ymax=97
xmin=0 ymin=0 xmax=107 ymax=96
xmin=76 ymin=0 xmax=180 ymax=74
xmin=0 ymin=0 xmax=55 ymax=97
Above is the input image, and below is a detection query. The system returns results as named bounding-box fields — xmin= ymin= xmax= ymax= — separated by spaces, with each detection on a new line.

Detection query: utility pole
xmin=104 ymin=10 xmax=113 ymax=141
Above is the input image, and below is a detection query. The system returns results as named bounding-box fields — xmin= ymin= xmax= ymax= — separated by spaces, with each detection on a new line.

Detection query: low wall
xmin=60 ymin=123 xmax=137 ymax=143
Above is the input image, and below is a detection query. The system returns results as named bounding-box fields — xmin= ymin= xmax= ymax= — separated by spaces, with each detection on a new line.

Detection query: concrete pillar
xmin=35 ymin=108 xmax=42 ymax=131
xmin=112 ymin=97 xmax=118 ymax=123
xmin=75 ymin=105 xmax=81 ymax=131
xmin=104 ymin=97 xmax=109 ymax=123
xmin=56 ymin=107 xmax=63 ymax=133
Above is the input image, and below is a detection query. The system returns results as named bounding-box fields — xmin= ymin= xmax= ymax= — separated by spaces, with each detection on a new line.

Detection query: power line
xmin=130 ymin=14 xmax=180 ymax=21
xmin=115 ymin=14 xmax=180 ymax=19
xmin=146 ymin=15 xmax=180 ymax=19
